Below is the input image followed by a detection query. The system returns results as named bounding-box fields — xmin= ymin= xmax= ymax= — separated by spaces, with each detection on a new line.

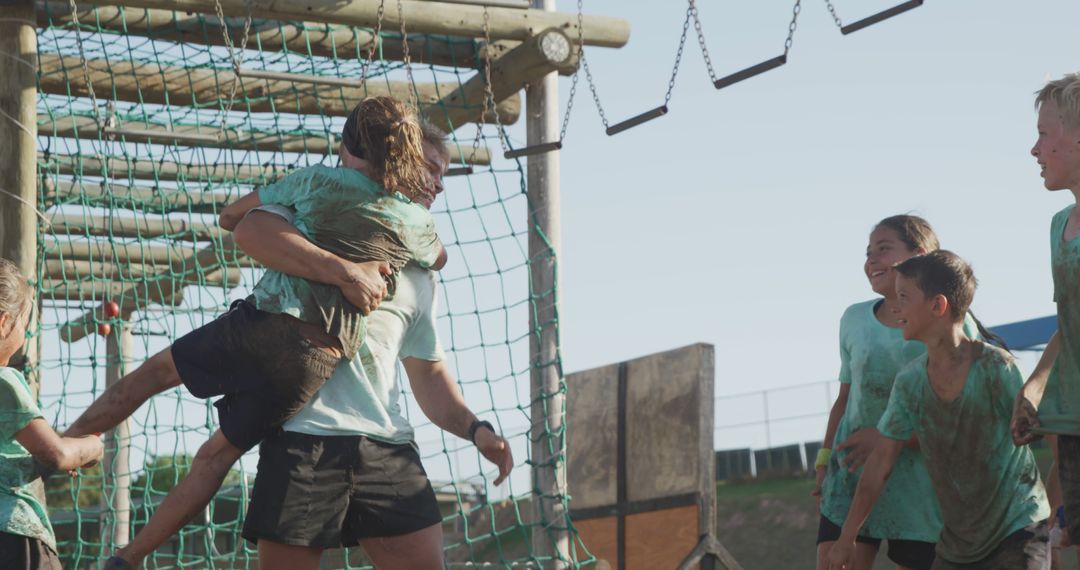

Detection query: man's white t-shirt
xmin=253 ymin=205 xmax=445 ymax=443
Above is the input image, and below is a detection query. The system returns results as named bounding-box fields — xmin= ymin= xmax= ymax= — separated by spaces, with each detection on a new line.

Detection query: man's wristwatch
xmin=468 ymin=419 xmax=495 ymax=444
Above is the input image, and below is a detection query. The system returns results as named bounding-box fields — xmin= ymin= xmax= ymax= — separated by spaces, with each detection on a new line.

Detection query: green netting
xmin=31 ymin=2 xmax=590 ymax=567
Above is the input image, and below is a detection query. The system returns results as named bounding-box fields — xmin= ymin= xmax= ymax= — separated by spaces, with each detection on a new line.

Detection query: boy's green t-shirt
xmin=0 ymin=367 xmax=55 ymax=550
xmin=252 ymin=165 xmax=443 ymax=357
xmin=1038 ymin=205 xmax=1080 ymax=435
xmin=878 ymin=343 xmax=1049 ymax=564
xmin=819 ymin=299 xmax=974 ymax=542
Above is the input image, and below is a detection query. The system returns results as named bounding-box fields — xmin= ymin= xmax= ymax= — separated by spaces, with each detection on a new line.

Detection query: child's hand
xmin=82 ymin=434 xmax=104 ymax=468
xmin=1011 ymin=394 xmax=1042 ymax=446
xmin=837 ymin=428 xmax=881 ymax=472
xmin=825 ymin=539 xmax=854 ymax=570
xmin=811 ymin=466 xmax=827 ymax=512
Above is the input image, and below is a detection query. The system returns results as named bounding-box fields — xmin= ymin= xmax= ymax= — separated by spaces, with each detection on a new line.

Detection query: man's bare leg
xmin=110 ymin=430 xmax=244 ymax=567
xmin=66 ymin=348 xmax=182 ymax=438
xmin=360 ymin=523 xmax=444 ymax=570
xmin=258 ymin=541 xmax=324 ymax=570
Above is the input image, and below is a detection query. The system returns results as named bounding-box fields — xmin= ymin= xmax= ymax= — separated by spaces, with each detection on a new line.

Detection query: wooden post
xmin=527 ymin=1 xmax=570 ymax=568
xmin=101 ymin=324 xmax=133 ymax=549
xmin=0 ymin=0 xmax=39 ymax=383
xmin=68 ymin=0 xmax=631 ymax=48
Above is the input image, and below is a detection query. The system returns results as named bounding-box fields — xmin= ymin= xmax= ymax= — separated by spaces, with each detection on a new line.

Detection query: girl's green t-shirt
xmin=821 ymin=300 xmax=978 ymax=541
xmin=879 ymin=343 xmax=1049 ymax=564
xmin=0 ymin=367 xmax=55 ymax=550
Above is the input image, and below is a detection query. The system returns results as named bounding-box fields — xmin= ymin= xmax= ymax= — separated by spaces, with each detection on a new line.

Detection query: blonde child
xmin=0 ymin=258 xmax=103 ymax=569
xmin=828 ymin=251 xmax=1050 ymax=570
xmin=1012 ymin=73 xmax=1080 ymax=562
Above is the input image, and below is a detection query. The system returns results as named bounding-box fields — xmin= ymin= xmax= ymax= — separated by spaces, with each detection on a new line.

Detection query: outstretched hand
xmin=824 ymin=540 xmax=854 ymax=570
xmin=474 ymin=428 xmax=513 ymax=486
xmin=1011 ymin=393 xmax=1042 ymax=446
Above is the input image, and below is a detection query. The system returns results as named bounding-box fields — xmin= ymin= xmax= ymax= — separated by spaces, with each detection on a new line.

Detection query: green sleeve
xmin=878 ymin=369 xmax=917 ymax=441
xmin=397 ymin=205 xmax=443 ymax=269
xmin=0 ymin=371 xmax=41 ymax=442
xmin=838 ymin=315 xmax=852 ymax=385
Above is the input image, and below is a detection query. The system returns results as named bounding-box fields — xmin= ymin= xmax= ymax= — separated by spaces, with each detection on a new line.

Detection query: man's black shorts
xmin=817 ymin=515 xmax=936 ymax=570
xmin=171 ymin=299 xmax=339 ymax=451
xmin=242 ymin=431 xmax=443 ymax=548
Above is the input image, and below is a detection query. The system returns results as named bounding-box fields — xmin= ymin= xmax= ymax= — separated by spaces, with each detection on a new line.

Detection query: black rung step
xmin=841 ymin=0 xmax=923 ymax=35
xmin=714 ymin=55 xmax=787 ymax=90
xmin=606 ymin=106 xmax=668 ymax=136
xmin=445 ymin=166 xmax=474 ymax=177
xmin=504 ymin=141 xmax=563 ymax=159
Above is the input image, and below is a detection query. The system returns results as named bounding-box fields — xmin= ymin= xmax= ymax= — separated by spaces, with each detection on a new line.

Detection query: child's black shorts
xmin=171 ymin=299 xmax=340 ymax=451
xmin=0 ymin=532 xmax=61 ymax=570
xmin=817 ymin=514 xmax=936 ymax=570
xmin=242 ymin=431 xmax=443 ymax=547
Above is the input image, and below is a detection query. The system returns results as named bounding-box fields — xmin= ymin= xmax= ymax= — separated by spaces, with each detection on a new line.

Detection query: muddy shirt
xmin=879 ymin=343 xmax=1049 ymax=564
xmin=252 ymin=165 xmax=442 ymax=358
xmin=819 ymin=299 xmax=979 ymax=542
xmin=1038 ymin=205 xmax=1080 ymax=435
xmin=0 ymin=368 xmax=54 ymax=550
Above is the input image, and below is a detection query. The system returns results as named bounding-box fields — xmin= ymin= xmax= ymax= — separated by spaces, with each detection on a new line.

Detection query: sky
xmin=539 ymin=0 xmax=1080 ymax=448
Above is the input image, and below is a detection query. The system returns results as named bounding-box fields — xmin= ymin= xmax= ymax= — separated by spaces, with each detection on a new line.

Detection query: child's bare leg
xmin=65 ymin=348 xmax=182 ymax=437
xmin=113 ymin=430 xmax=244 ymax=567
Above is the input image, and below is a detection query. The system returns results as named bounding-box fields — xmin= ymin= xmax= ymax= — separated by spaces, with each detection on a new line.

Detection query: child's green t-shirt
xmin=1038 ymin=205 xmax=1080 ymax=434
xmin=0 ymin=367 xmax=55 ymax=550
xmin=878 ymin=343 xmax=1049 ymax=564
xmin=820 ymin=299 xmax=957 ymax=542
xmin=252 ymin=165 xmax=443 ymax=357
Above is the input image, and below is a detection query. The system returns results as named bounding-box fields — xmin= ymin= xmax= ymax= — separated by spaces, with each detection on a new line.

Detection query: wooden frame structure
xmin=14 ymin=0 xmax=631 ymax=564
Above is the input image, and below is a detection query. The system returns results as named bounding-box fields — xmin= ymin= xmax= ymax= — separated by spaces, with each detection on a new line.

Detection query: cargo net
xmin=33 ymin=2 xmax=586 ymax=567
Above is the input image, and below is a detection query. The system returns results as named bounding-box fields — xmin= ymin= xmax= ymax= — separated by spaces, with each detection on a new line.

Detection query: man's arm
xmin=232 ymin=210 xmax=390 ymax=314
xmin=403 ymin=357 xmax=513 ymax=485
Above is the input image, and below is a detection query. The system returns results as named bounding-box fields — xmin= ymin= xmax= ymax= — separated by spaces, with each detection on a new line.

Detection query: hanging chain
xmin=556 ymin=0 xmax=590 ymax=142
xmin=66 ymin=0 xmax=101 ymax=123
xmin=396 ymin=0 xmax=417 ymax=107
xmin=689 ymin=0 xmax=719 ymax=85
xmin=213 ymin=0 xmax=253 ymax=140
xmin=783 ymin=0 xmax=803 ymax=56
xmin=472 ymin=8 xmax=510 ymax=157
xmin=824 ymin=0 xmax=844 ymax=29
xmin=663 ymin=3 xmax=694 ymax=106
xmin=359 ymin=0 xmax=386 ymax=89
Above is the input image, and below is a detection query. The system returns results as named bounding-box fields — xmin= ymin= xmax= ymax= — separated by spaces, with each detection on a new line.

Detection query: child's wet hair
xmin=341 ymin=97 xmax=440 ymax=199
xmin=1036 ymin=73 xmax=1080 ymax=128
xmin=894 ymin=250 xmax=1010 ymax=351
xmin=875 ymin=215 xmax=940 ymax=253
xmin=0 ymin=258 xmax=31 ymax=340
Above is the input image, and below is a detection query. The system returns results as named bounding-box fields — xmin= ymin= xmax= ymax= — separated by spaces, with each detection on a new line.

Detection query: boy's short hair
xmin=1036 ymin=73 xmax=1080 ymax=128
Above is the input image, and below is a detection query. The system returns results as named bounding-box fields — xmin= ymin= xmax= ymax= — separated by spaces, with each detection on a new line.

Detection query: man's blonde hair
xmin=1036 ymin=73 xmax=1080 ymax=128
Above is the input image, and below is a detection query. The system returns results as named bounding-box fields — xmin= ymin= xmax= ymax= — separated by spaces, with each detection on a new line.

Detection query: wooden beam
xmin=37 ymin=53 xmax=520 ymax=125
xmin=39 ymin=152 xmax=292 ymax=184
xmin=432 ymin=27 xmax=576 ymax=132
xmin=37 ymin=2 xmax=485 ymax=68
xmin=43 ymin=259 xmax=242 ymax=287
xmin=43 ymin=178 xmax=235 ymax=214
xmin=59 ymin=235 xmax=242 ymax=342
xmin=45 ymin=212 xmax=224 ymax=242
xmin=43 ymin=278 xmax=186 ymax=304
xmin=43 ymin=236 xmax=256 ymax=269
xmin=67 ymin=0 xmax=631 ymax=48
xmin=39 ymin=117 xmax=493 ymax=165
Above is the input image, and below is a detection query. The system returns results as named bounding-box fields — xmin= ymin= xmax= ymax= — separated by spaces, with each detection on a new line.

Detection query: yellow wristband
xmin=815 ymin=447 xmax=832 ymax=469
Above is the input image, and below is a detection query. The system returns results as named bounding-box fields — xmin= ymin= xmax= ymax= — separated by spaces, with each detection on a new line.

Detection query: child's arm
xmin=431 ymin=244 xmax=448 ymax=271
xmin=15 ymin=418 xmax=103 ymax=472
xmin=1012 ymin=331 xmax=1059 ymax=445
xmin=824 ymin=437 xmax=905 ymax=570
xmin=219 ymin=191 xmax=263 ymax=232
xmin=812 ymin=384 xmax=849 ymax=500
